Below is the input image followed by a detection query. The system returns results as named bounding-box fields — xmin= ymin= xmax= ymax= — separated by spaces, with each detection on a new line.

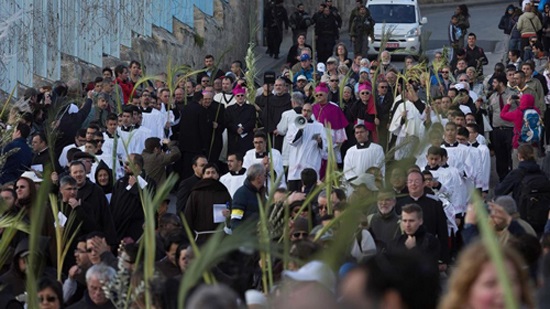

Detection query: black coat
xmin=176 ymin=175 xmax=201 ymax=214
xmin=225 ymin=103 xmax=256 ymax=156
xmin=76 ymin=179 xmax=117 ymax=245
xmin=395 ymin=194 xmax=450 ymax=263
xmin=110 ymin=173 xmax=156 ymax=242
xmin=178 ymin=101 xmax=208 ymax=153
xmin=32 ymin=148 xmax=62 ymax=173
xmin=203 ymin=101 xmax=226 ymax=162
xmin=375 ymin=93 xmax=394 ymax=125
xmin=255 ymin=93 xmax=292 ymax=133
xmin=66 ymin=291 xmax=116 ymax=309
xmin=55 ymin=98 xmax=92 ymax=157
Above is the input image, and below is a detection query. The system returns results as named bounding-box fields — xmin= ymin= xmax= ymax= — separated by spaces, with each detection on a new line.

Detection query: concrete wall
xmin=55 ymin=0 xmax=253 ymax=86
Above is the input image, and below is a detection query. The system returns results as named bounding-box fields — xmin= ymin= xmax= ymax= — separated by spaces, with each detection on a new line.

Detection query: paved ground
xmin=253 ymin=0 xmax=508 ymax=81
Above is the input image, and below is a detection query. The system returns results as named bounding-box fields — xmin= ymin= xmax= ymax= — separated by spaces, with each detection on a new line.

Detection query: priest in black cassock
xmin=225 ymin=84 xmax=256 ymax=156
xmin=110 ymin=153 xmax=156 ymax=242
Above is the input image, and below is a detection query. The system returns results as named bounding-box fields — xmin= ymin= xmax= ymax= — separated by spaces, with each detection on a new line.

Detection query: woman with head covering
xmin=94 ymin=161 xmax=114 ymax=202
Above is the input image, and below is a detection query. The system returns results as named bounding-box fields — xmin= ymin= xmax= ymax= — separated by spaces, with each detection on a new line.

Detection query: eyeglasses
xmin=459 ymin=79 xmax=468 ymax=82
xmin=38 ymin=296 xmax=57 ymax=303
xmin=235 ymin=94 xmax=245 ymax=97
xmin=330 ymin=79 xmax=339 ymax=82
xmin=292 ymin=232 xmax=309 ymax=238
xmin=360 ymin=91 xmax=371 ymax=95
xmin=315 ymin=94 xmax=324 ymax=97
xmin=441 ymin=71 xmax=449 ymax=73
xmin=379 ymin=86 xmax=388 ymax=88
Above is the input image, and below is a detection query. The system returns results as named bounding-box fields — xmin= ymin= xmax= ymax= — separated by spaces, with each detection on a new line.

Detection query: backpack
xmin=520 ymin=109 xmax=543 ymax=143
xmin=518 ymin=170 xmax=550 ymax=235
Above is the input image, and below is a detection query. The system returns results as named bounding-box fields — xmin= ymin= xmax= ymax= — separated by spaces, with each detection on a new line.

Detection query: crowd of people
xmin=2 ymin=0 xmax=550 ymax=308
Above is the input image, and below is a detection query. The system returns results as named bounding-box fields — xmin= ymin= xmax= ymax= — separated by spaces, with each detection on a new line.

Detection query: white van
xmin=366 ymin=0 xmax=428 ymax=56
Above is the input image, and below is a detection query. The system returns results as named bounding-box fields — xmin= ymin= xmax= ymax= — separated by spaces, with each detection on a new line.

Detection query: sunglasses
xmin=292 ymin=232 xmax=309 ymax=238
xmin=360 ymin=91 xmax=371 ymax=95
xmin=441 ymin=71 xmax=449 ymax=73
xmin=379 ymin=86 xmax=388 ymax=88
xmin=235 ymin=94 xmax=245 ymax=97
xmin=39 ymin=296 xmax=57 ymax=303
xmin=86 ymin=248 xmax=94 ymax=253
xmin=330 ymin=79 xmax=339 ymax=82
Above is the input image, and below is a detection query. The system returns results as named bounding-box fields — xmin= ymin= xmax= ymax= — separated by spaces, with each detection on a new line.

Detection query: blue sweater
xmin=0 ymin=138 xmax=32 ymax=184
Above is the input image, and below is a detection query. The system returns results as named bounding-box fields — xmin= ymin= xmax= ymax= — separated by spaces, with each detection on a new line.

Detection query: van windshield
xmin=369 ymin=4 xmax=416 ymax=24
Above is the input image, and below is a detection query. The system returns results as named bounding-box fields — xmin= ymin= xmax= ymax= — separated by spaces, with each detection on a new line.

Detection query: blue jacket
xmin=0 ymin=138 xmax=32 ymax=184
xmin=230 ymin=179 xmax=263 ymax=230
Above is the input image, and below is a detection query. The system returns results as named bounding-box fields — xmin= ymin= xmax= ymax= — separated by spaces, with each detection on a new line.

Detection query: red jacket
xmin=500 ymin=93 xmax=539 ymax=149
xmin=116 ymin=77 xmax=134 ymax=104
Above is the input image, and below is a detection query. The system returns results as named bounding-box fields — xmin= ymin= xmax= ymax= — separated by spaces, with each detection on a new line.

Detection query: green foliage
xmin=193 ymin=33 xmax=204 ymax=48
xmin=472 ymin=194 xmax=517 ymax=309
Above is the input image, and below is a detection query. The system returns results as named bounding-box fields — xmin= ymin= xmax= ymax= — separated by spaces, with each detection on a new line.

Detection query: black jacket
xmin=495 ymin=160 xmax=543 ymax=203
xmin=389 ymin=225 xmax=441 ymax=265
xmin=395 ymin=194 xmax=450 ymax=263
xmin=66 ymin=291 xmax=116 ymax=309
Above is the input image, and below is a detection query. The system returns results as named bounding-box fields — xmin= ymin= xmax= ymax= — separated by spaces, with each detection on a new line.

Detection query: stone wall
xmin=58 ymin=0 xmax=253 ymax=84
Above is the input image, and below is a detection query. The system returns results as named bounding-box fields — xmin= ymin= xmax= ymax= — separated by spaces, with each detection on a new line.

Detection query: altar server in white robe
xmin=243 ymin=131 xmax=286 ymax=188
xmin=277 ymin=92 xmax=305 ymax=168
xmin=286 ymin=103 xmax=327 ymax=191
xmin=219 ymin=152 xmax=247 ymax=197
xmin=424 ymin=146 xmax=468 ymax=220
xmin=138 ymin=89 xmax=166 ymax=139
xmin=343 ymin=124 xmax=385 ymax=181
xmin=117 ymin=107 xmax=148 ymax=161
xmin=440 ymin=122 xmax=474 ymax=179
xmin=466 ymin=124 xmax=491 ymax=192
